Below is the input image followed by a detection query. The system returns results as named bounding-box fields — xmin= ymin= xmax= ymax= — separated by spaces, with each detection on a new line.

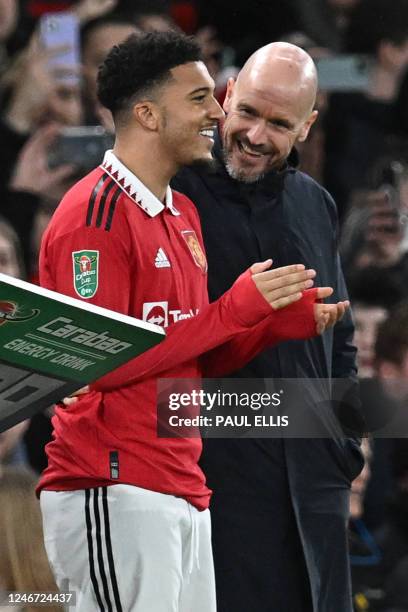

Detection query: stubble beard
xmin=223 ymin=149 xmax=266 ymax=184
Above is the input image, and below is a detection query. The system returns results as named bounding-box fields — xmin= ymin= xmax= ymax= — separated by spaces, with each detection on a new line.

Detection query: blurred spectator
xmin=0 ymin=466 xmax=62 ymax=611
xmin=374 ymin=300 xmax=408 ymax=383
xmin=341 ymin=158 xmax=408 ymax=311
xmin=353 ymin=302 xmax=387 ymax=379
xmin=133 ymin=3 xmax=177 ymax=33
xmin=0 ymin=0 xmax=19 ymax=75
xmin=0 ymin=215 xmax=25 ymax=278
xmin=0 ymin=31 xmax=83 ymax=220
xmin=371 ymin=303 xmax=408 ymax=611
xmin=195 ymin=25 xmax=238 ymax=103
xmin=0 ymin=216 xmax=28 ymax=467
xmin=393 ymin=67 xmax=408 ymax=136
xmin=4 ymin=124 xmax=78 ymax=274
xmin=282 ymin=30 xmax=332 ymax=183
xmin=74 ymin=0 xmax=118 ymax=25
xmin=324 ymin=0 xmax=408 ymax=218
xmin=0 ymin=421 xmax=28 ymax=466
xmin=376 ymin=439 xmax=408 ymax=612
xmin=81 ymin=13 xmax=139 ymax=122
xmin=363 ymin=301 xmax=408 ymax=535
xmin=348 ymin=439 xmax=385 ymax=611
xmin=290 ymin=0 xmax=360 ymax=52
xmin=375 ymin=441 xmax=408 ymax=612
xmin=2 ymin=32 xmax=83 ymax=133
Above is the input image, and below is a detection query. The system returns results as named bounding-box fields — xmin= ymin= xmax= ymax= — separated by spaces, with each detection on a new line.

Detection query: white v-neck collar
xmin=100 ymin=150 xmax=180 ymax=217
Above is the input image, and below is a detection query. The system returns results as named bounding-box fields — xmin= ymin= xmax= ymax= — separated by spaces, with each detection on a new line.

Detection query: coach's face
xmin=157 ymin=61 xmax=224 ymax=168
xmin=222 ymin=69 xmax=317 ymax=182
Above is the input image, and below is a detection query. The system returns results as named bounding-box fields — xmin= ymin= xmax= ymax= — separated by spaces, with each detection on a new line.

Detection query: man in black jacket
xmin=172 ymin=42 xmax=364 ymax=612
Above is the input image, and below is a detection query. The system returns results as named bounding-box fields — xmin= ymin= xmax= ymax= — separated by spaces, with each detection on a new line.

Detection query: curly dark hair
xmin=97 ymin=30 xmax=202 ymax=121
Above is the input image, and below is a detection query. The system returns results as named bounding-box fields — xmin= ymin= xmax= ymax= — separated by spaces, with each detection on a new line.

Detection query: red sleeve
xmin=92 ymin=277 xmax=318 ymax=392
xmin=200 ymin=288 xmax=318 ymax=377
xmin=91 ymin=270 xmax=276 ymax=391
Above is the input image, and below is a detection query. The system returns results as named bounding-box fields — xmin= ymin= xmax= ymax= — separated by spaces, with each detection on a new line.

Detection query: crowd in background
xmin=0 ymin=1 xmax=407 ymax=610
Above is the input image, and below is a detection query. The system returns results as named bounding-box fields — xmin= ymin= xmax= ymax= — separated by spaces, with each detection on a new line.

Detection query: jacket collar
xmin=100 ymin=150 xmax=179 ymax=218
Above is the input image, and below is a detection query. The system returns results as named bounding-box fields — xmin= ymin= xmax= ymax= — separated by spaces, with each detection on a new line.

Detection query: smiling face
xmin=156 ymin=61 xmax=224 ymax=168
xmin=222 ymin=44 xmax=318 ymax=182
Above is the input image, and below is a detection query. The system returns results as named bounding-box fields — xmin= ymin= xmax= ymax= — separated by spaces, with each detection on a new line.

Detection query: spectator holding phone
xmin=324 ymin=0 xmax=408 ymax=218
xmin=81 ymin=14 xmax=139 ymax=123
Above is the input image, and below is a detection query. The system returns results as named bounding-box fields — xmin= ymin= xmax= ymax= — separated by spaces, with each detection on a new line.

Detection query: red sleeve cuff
xmin=266 ymin=287 xmax=318 ymax=342
xmin=226 ymin=269 xmax=274 ymax=327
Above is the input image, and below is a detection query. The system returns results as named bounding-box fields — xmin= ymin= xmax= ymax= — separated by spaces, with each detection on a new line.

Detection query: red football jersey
xmin=37 ymin=151 xmax=317 ymax=509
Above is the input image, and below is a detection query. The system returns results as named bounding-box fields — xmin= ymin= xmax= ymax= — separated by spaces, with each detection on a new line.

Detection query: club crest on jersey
xmin=72 ymin=250 xmax=99 ymax=299
xmin=181 ymin=230 xmax=207 ymax=274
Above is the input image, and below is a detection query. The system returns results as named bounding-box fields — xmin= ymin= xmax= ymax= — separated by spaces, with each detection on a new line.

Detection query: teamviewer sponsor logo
xmin=155 ymin=248 xmax=171 ymax=268
xmin=143 ymin=302 xmax=169 ymax=327
xmin=142 ymin=302 xmax=200 ymax=327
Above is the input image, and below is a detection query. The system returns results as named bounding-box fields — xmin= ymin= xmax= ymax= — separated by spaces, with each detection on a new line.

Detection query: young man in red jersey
xmin=38 ymin=31 xmax=347 ymax=611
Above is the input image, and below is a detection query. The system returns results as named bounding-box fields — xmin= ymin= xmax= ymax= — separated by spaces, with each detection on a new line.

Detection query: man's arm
xmin=92 ymin=269 xmax=321 ymax=391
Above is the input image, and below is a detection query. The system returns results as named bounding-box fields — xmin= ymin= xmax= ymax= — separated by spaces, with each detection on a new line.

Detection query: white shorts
xmin=40 ymin=485 xmax=216 ymax=612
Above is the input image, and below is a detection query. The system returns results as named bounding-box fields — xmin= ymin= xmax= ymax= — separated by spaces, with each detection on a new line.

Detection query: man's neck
xmin=112 ymin=141 xmax=175 ymax=203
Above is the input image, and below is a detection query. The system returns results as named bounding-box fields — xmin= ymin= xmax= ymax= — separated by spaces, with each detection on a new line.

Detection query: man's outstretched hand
xmin=250 ymin=259 xmax=349 ymax=334
xmin=314 ymin=288 xmax=349 ymax=334
xmin=251 ymin=259 xmax=316 ymax=309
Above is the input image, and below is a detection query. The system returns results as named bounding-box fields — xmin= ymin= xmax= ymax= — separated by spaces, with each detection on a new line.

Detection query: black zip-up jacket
xmin=172 ymin=135 xmax=364 ymax=612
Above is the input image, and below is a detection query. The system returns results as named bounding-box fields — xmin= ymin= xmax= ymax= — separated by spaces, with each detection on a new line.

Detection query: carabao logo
xmin=72 ymin=250 xmax=99 ymax=299
xmin=0 ymin=300 xmax=39 ymax=326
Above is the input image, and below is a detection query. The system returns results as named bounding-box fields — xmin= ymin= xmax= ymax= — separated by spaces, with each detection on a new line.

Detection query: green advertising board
xmin=0 ymin=273 xmax=165 ymax=432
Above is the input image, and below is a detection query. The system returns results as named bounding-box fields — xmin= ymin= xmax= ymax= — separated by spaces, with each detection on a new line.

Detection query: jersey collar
xmin=100 ymin=150 xmax=180 ymax=217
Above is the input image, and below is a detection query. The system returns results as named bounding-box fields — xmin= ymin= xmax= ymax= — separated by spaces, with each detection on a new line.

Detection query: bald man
xmin=172 ymin=42 xmax=363 ymax=612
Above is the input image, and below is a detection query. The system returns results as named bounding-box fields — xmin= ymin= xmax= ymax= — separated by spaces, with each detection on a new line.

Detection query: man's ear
xmin=223 ymin=77 xmax=236 ymax=113
xmin=297 ymin=109 xmax=318 ymax=143
xmin=132 ymin=101 xmax=160 ymax=131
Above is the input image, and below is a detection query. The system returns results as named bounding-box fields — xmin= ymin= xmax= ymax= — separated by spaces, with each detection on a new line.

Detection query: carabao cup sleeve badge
xmin=72 ymin=250 xmax=99 ymax=299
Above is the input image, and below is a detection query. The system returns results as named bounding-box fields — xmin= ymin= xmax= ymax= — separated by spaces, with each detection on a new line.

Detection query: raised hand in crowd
xmin=3 ymin=34 xmax=82 ymax=135
xmin=9 ymin=123 xmax=76 ymax=200
xmin=355 ymin=189 xmax=407 ymax=269
xmin=74 ymin=0 xmax=118 ymax=24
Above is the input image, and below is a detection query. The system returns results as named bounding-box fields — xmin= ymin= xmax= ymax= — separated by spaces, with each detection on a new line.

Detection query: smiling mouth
xmin=199 ymin=127 xmax=215 ymax=140
xmin=236 ymin=139 xmax=265 ymax=158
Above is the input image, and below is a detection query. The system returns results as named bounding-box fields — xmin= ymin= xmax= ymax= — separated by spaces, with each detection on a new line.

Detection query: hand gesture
xmin=313 ymin=289 xmax=349 ymax=334
xmin=5 ymin=34 xmax=82 ymax=133
xmin=74 ymin=0 xmax=118 ymax=24
xmin=61 ymin=385 xmax=90 ymax=407
xmin=9 ymin=124 xmax=76 ymax=198
xmin=251 ymin=259 xmax=316 ymax=309
xmin=251 ymin=259 xmax=349 ymax=334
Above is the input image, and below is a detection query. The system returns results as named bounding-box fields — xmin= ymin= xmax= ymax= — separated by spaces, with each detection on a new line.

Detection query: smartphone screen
xmin=315 ymin=55 xmax=372 ymax=92
xmin=39 ymin=12 xmax=80 ymax=85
